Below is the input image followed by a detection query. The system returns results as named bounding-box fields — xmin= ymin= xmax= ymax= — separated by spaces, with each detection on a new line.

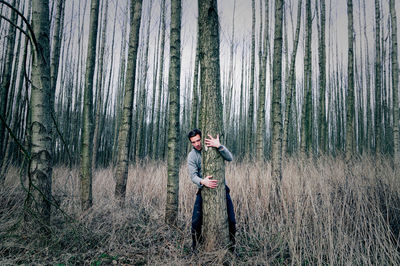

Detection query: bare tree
xmin=114 ymin=0 xmax=142 ymax=206
xmin=198 ymin=0 xmax=230 ymax=250
xmin=28 ymin=0 xmax=53 ymax=226
xmin=389 ymin=0 xmax=399 ymax=164
xmin=270 ymin=0 xmax=284 ymax=205
xmin=80 ymin=0 xmax=100 ymax=211
xmin=345 ymin=0 xmax=354 ymax=161
xmin=165 ymin=0 xmax=181 ymax=225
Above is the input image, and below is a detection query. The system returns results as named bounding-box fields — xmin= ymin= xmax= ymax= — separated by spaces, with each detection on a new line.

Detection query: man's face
xmin=189 ymin=134 xmax=202 ymax=151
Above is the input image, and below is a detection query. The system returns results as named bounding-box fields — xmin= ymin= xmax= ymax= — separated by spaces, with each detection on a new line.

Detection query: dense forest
xmin=0 ymin=0 xmax=399 ymax=264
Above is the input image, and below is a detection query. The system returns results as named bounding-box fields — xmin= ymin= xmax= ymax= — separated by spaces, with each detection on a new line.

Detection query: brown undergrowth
xmin=1 ymin=155 xmax=400 ymax=265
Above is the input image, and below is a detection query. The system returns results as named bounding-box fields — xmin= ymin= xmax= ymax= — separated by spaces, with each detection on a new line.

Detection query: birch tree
xmin=29 ymin=0 xmax=53 ymax=225
xmin=256 ymin=0 xmax=269 ymax=161
xmin=79 ymin=0 xmax=100 ymax=211
xmin=165 ymin=0 xmax=181 ymax=225
xmin=345 ymin=0 xmax=354 ymax=161
xmin=270 ymin=0 xmax=284 ymax=205
xmin=389 ymin=0 xmax=399 ymax=164
xmin=114 ymin=0 xmax=142 ymax=206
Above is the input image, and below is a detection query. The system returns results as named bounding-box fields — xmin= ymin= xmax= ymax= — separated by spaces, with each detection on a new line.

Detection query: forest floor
xmin=1 ymin=155 xmax=400 ymax=265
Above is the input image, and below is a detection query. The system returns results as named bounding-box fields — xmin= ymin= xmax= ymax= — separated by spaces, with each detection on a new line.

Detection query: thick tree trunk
xmin=114 ymin=0 xmax=142 ymax=206
xmin=80 ymin=0 xmax=100 ymax=211
xmin=165 ymin=0 xmax=181 ymax=225
xmin=198 ymin=0 xmax=230 ymax=250
xmin=29 ymin=0 xmax=53 ymax=225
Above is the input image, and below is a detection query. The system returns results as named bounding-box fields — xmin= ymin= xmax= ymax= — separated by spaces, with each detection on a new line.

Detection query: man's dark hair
xmin=188 ymin=128 xmax=201 ymax=139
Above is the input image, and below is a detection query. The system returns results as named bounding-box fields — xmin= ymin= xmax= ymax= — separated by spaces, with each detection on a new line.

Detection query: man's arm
xmin=188 ymin=151 xmax=218 ymax=188
xmin=205 ymin=134 xmax=233 ymax=161
xmin=187 ymin=152 xmax=203 ymax=187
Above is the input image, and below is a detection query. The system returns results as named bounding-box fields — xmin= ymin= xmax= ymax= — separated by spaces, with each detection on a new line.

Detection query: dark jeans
xmin=191 ymin=185 xmax=236 ymax=249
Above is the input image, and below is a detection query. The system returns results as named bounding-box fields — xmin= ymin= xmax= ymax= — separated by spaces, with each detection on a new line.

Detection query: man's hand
xmin=200 ymin=175 xmax=218 ymax=188
xmin=205 ymin=134 xmax=221 ymax=149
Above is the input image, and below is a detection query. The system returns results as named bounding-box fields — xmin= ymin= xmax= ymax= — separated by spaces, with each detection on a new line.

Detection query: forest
xmin=0 ymin=0 xmax=400 ymax=264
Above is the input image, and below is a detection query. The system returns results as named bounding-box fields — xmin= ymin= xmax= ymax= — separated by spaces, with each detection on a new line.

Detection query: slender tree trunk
xmin=270 ymin=0 xmax=284 ymax=206
xmin=29 ymin=0 xmax=53 ymax=226
xmin=114 ymin=0 xmax=142 ymax=206
xmin=345 ymin=0 xmax=354 ymax=161
xmin=374 ymin=0 xmax=382 ymax=154
xmin=256 ymin=0 xmax=269 ymax=161
xmin=246 ymin=0 xmax=256 ymax=157
xmin=154 ymin=0 xmax=166 ymax=159
xmin=283 ymin=0 xmax=302 ymax=156
xmin=198 ymin=0 xmax=230 ymax=250
xmin=191 ymin=27 xmax=200 ymax=131
xmin=389 ymin=0 xmax=399 ymax=164
xmin=80 ymin=0 xmax=100 ymax=211
xmin=165 ymin=0 xmax=181 ymax=225
xmin=301 ymin=0 xmax=312 ymax=156
xmin=318 ymin=0 xmax=327 ymax=154
xmin=0 ymin=0 xmax=17 ymax=161
xmin=92 ymin=0 xmax=109 ymax=170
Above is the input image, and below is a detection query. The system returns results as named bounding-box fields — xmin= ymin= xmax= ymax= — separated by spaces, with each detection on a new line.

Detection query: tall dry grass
xmin=1 ymin=156 xmax=400 ymax=265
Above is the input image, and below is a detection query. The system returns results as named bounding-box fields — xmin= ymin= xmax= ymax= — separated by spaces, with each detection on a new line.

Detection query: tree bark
xmin=374 ymin=0 xmax=382 ymax=154
xmin=153 ymin=0 xmax=166 ymax=160
xmin=79 ymin=0 xmax=100 ymax=211
xmin=283 ymin=0 xmax=302 ymax=156
xmin=0 ymin=0 xmax=17 ymax=161
xmin=246 ymin=0 xmax=256 ymax=157
xmin=389 ymin=0 xmax=399 ymax=164
xmin=198 ymin=0 xmax=230 ymax=250
xmin=165 ymin=0 xmax=181 ymax=225
xmin=345 ymin=0 xmax=354 ymax=161
xmin=318 ymin=0 xmax=327 ymax=154
xmin=256 ymin=0 xmax=269 ymax=161
xmin=270 ymin=0 xmax=284 ymax=206
xmin=29 ymin=0 xmax=53 ymax=225
xmin=114 ymin=0 xmax=142 ymax=206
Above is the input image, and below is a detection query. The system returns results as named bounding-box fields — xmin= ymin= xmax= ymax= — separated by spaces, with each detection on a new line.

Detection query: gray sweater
xmin=187 ymin=145 xmax=233 ymax=188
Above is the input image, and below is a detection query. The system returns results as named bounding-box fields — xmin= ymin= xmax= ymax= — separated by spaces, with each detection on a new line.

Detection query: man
xmin=187 ymin=128 xmax=236 ymax=251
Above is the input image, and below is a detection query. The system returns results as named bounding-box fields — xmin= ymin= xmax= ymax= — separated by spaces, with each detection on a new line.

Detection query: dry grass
xmin=1 ymin=155 xmax=400 ymax=265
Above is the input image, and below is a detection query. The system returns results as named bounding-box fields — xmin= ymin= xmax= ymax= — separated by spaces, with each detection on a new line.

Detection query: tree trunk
xmin=374 ymin=0 xmax=382 ymax=154
xmin=114 ymin=0 xmax=142 ymax=206
xmin=283 ymin=0 xmax=302 ymax=156
xmin=29 ymin=0 xmax=53 ymax=226
xmin=79 ymin=0 xmax=100 ymax=211
xmin=154 ymin=0 xmax=166 ymax=160
xmin=318 ymin=0 xmax=327 ymax=154
xmin=300 ymin=0 xmax=312 ymax=156
xmin=256 ymin=0 xmax=269 ymax=161
xmin=389 ymin=0 xmax=399 ymax=164
xmin=0 ymin=0 xmax=17 ymax=161
xmin=246 ymin=0 xmax=256 ymax=157
xmin=198 ymin=0 xmax=230 ymax=250
xmin=165 ymin=0 xmax=181 ymax=225
xmin=92 ymin=0 xmax=109 ymax=170
xmin=345 ymin=0 xmax=354 ymax=161
xmin=270 ymin=0 xmax=284 ymax=206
